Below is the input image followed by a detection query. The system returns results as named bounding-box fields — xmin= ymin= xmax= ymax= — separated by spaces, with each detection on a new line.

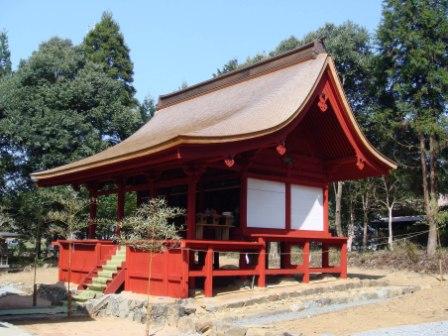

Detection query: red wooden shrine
xmin=32 ymin=41 xmax=396 ymax=298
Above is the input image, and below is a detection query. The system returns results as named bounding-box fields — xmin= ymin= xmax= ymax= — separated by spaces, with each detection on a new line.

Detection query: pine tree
xmin=82 ymin=12 xmax=135 ymax=95
xmin=0 ymin=31 xmax=12 ymax=78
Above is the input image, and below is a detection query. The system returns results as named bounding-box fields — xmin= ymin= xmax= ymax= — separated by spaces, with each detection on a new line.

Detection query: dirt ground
xmin=264 ymin=268 xmax=448 ymax=336
xmin=0 ymin=267 xmax=59 ymax=292
xmin=4 ymin=266 xmax=448 ymax=336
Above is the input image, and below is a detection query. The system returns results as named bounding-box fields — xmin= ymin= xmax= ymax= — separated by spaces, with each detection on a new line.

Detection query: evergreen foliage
xmin=0 ymin=31 xmax=12 ymax=78
xmin=82 ymin=12 xmax=135 ymax=96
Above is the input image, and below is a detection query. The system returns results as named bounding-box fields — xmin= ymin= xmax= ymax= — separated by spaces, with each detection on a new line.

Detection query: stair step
xmin=88 ymin=283 xmax=106 ymax=291
xmin=72 ymin=289 xmax=102 ymax=302
xmin=98 ymin=270 xmax=116 ymax=278
xmin=75 ymin=246 xmax=126 ymax=301
xmin=93 ymin=276 xmax=110 ymax=284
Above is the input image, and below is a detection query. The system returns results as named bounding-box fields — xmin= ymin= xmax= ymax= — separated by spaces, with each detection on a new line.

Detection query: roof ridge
xmin=157 ymin=40 xmax=326 ymax=110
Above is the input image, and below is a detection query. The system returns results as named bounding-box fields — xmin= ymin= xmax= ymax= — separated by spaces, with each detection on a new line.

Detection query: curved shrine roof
xmin=31 ymin=41 xmax=396 ymax=185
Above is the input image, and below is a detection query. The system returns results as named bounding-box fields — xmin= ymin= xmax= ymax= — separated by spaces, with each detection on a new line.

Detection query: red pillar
xmin=148 ymin=177 xmax=156 ymax=199
xmin=302 ymin=241 xmax=310 ymax=283
xmin=323 ymin=185 xmax=329 ymax=233
xmin=239 ymin=173 xmax=247 ymax=236
xmin=180 ymin=241 xmax=190 ymax=298
xmin=116 ymin=179 xmax=125 ymax=237
xmin=204 ymin=247 xmax=213 ymax=297
xmin=340 ymin=241 xmax=347 ymax=279
xmin=87 ymin=186 xmax=97 ymax=239
xmin=257 ymin=238 xmax=266 ymax=287
xmin=186 ymin=175 xmax=198 ymax=240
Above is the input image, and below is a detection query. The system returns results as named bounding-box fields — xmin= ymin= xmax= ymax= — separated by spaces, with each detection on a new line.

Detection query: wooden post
xmin=180 ymin=241 xmax=190 ymax=298
xmin=116 ymin=179 xmax=125 ymax=237
xmin=302 ymin=241 xmax=310 ymax=283
xmin=204 ymin=247 xmax=213 ymax=297
xmin=185 ymin=168 xmax=203 ymax=240
xmin=257 ymin=238 xmax=266 ymax=287
xmin=87 ymin=186 xmax=98 ymax=239
xmin=322 ymin=243 xmax=329 ymax=268
xmin=239 ymin=173 xmax=248 ymax=236
xmin=285 ymin=182 xmax=291 ymax=231
xmin=148 ymin=177 xmax=156 ymax=199
xmin=95 ymin=242 xmax=101 ymax=267
xmin=187 ymin=177 xmax=197 ymax=240
xmin=340 ymin=242 xmax=347 ymax=279
xmin=323 ymin=185 xmax=329 ymax=232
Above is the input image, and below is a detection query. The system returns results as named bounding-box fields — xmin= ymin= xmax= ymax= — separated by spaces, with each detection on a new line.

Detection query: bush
xmin=349 ymin=241 xmax=448 ymax=274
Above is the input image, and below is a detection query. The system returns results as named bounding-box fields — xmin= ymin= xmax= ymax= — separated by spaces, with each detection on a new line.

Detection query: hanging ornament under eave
xmin=224 ymin=158 xmax=235 ymax=168
xmin=276 ymin=143 xmax=287 ymax=156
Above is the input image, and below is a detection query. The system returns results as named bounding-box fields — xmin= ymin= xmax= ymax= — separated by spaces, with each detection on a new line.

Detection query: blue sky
xmin=1 ymin=1 xmax=383 ymax=102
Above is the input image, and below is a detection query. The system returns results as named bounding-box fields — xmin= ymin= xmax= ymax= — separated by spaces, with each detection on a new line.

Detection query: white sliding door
xmin=291 ymin=184 xmax=323 ymax=231
xmin=247 ymin=178 xmax=285 ymax=229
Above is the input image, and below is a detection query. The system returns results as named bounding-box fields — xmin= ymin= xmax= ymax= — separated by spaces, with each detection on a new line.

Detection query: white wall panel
xmin=247 ymin=178 xmax=285 ymax=229
xmin=291 ymin=185 xmax=323 ymax=231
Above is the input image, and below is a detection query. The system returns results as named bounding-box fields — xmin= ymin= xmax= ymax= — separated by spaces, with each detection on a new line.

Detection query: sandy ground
xmin=4 ymin=266 xmax=448 ymax=336
xmin=268 ymin=279 xmax=448 ymax=336
xmin=14 ymin=317 xmax=146 ymax=336
xmin=0 ymin=267 xmax=59 ymax=291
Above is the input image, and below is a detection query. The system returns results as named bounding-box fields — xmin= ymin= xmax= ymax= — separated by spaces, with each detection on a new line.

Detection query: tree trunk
xmin=35 ymin=224 xmax=42 ymax=259
xmin=387 ymin=205 xmax=394 ymax=251
xmin=362 ymin=209 xmax=368 ymax=251
xmin=347 ymin=197 xmax=355 ymax=252
xmin=334 ymin=181 xmax=344 ymax=237
xmin=419 ymin=134 xmax=438 ymax=256
xmin=361 ymin=189 xmax=371 ymax=251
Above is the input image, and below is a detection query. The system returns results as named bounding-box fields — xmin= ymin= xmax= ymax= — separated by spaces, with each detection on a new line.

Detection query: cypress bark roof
xmin=31 ymin=41 xmax=396 ymax=185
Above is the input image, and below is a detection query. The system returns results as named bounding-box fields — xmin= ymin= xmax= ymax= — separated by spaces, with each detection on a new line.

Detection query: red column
xmin=186 ymin=175 xmax=198 ymax=240
xmin=204 ymin=247 xmax=213 ymax=297
xmin=239 ymin=174 xmax=247 ymax=236
xmin=95 ymin=242 xmax=101 ymax=267
xmin=180 ymin=241 xmax=190 ymax=298
xmin=323 ymin=185 xmax=329 ymax=233
xmin=302 ymin=241 xmax=310 ymax=283
xmin=285 ymin=182 xmax=291 ymax=230
xmin=340 ymin=241 xmax=347 ymax=279
xmin=148 ymin=177 xmax=156 ymax=199
xmin=257 ymin=238 xmax=266 ymax=287
xmin=116 ymin=180 xmax=125 ymax=237
xmin=87 ymin=187 xmax=98 ymax=239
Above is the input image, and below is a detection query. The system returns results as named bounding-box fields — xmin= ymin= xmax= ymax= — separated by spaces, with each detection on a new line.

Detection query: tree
xmin=0 ymin=37 xmax=143 ymax=185
xmin=358 ymin=178 xmax=375 ymax=251
xmin=333 ymin=182 xmax=344 ymax=237
xmin=375 ymin=173 xmax=413 ymax=250
xmin=47 ymin=189 xmax=89 ymax=239
xmin=140 ymin=95 xmax=156 ymax=122
xmin=121 ymin=198 xmax=184 ymax=334
xmin=121 ymin=198 xmax=184 ymax=251
xmin=213 ymin=58 xmax=239 ymax=77
xmin=0 ymin=206 xmax=14 ymax=232
xmin=0 ymin=31 xmax=12 ymax=78
xmin=82 ymin=12 xmax=135 ymax=96
xmin=377 ymin=0 xmax=448 ymax=255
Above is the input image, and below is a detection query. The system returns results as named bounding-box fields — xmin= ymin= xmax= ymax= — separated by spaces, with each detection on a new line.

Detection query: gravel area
xmin=353 ymin=320 xmax=448 ymax=335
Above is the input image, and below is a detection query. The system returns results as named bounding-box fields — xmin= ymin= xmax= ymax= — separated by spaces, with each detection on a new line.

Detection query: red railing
xmin=54 ymin=236 xmax=347 ymax=298
xmin=55 ymin=240 xmax=117 ymax=284
xmin=183 ymin=237 xmax=347 ymax=297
